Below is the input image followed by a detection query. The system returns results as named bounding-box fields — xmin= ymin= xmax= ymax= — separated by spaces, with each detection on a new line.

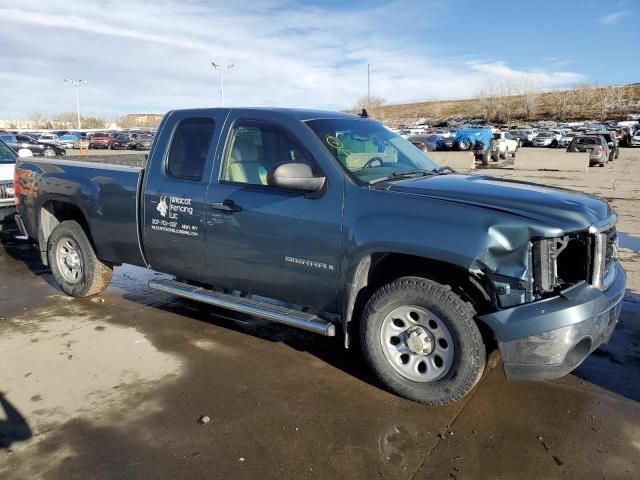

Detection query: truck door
xmin=142 ymin=110 xmax=225 ymax=281
xmin=204 ymin=116 xmax=344 ymax=313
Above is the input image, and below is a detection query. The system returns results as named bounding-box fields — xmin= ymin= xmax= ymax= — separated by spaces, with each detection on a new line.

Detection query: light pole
xmin=64 ymin=79 xmax=87 ymax=129
xmin=367 ymin=63 xmax=371 ymax=106
xmin=211 ymin=62 xmax=234 ymax=107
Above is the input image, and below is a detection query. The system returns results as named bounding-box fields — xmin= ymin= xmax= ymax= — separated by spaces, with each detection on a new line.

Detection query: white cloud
xmin=467 ymin=61 xmax=586 ymax=87
xmin=0 ymin=0 xmax=589 ymax=117
xmin=600 ymin=10 xmax=627 ymax=25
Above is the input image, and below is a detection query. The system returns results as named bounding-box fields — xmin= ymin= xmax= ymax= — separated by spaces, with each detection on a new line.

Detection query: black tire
xmin=360 ymin=277 xmax=486 ymax=406
xmin=48 ymin=220 xmax=113 ymax=297
xmin=491 ymin=151 xmax=499 ymax=162
xmin=43 ymin=147 xmax=56 ymax=157
xmin=481 ymin=150 xmax=490 ymax=166
xmin=458 ymin=138 xmax=472 ymax=151
xmin=511 ymin=149 xmax=517 ymax=158
xmin=500 ymin=148 xmax=508 ymax=160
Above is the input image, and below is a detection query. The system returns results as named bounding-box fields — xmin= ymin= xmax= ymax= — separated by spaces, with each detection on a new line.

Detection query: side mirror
xmin=269 ymin=163 xmax=325 ymax=192
xmin=17 ymin=148 xmax=33 ymax=158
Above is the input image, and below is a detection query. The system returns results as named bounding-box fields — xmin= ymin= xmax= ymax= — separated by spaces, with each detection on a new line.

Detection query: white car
xmin=558 ymin=133 xmax=576 ymax=148
xmin=38 ymin=133 xmax=60 ymax=145
xmin=629 ymin=131 xmax=640 ymax=147
xmin=491 ymin=132 xmax=519 ymax=160
xmin=0 ymin=141 xmax=33 ymax=230
xmin=520 ymin=129 xmax=538 ymax=145
xmin=532 ymin=131 xmax=560 ymax=147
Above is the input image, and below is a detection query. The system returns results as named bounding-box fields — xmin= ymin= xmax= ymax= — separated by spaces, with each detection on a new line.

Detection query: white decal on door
xmin=152 ymin=195 xmax=199 ymax=236
xmin=157 ymin=196 xmax=168 ymax=217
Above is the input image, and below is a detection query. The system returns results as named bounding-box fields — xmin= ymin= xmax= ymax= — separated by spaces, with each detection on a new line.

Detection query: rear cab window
xmin=166 ymin=118 xmax=215 ymax=181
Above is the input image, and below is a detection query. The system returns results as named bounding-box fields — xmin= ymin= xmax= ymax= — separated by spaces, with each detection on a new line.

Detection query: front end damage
xmin=478 ymin=215 xmax=625 ymax=381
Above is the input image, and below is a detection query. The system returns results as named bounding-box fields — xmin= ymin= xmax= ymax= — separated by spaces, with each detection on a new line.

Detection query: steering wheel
xmin=363 ymin=156 xmax=385 ymax=169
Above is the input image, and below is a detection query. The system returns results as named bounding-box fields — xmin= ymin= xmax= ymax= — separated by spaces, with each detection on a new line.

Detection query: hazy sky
xmin=1 ymin=0 xmax=638 ymax=117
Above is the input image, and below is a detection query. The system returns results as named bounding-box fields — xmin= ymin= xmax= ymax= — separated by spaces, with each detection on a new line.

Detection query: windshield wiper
xmin=368 ymin=167 xmax=451 ymax=185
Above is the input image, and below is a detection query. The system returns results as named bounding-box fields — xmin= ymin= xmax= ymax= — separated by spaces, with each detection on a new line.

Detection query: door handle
xmin=211 ymin=199 xmax=242 ymax=213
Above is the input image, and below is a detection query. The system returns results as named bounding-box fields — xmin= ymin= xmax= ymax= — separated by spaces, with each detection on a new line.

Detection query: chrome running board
xmin=149 ymin=278 xmax=335 ymax=336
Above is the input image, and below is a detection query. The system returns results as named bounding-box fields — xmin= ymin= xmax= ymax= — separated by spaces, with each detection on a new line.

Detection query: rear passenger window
xmin=167 ymin=118 xmax=215 ymax=181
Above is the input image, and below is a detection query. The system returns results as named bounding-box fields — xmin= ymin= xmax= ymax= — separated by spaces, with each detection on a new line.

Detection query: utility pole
xmin=211 ymin=62 xmax=235 ymax=107
xmin=367 ymin=63 xmax=371 ymax=106
xmin=64 ymin=79 xmax=87 ymax=129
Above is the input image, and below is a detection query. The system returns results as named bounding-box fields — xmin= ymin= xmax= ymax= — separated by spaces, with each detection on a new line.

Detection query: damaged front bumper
xmin=478 ymin=261 xmax=626 ymax=381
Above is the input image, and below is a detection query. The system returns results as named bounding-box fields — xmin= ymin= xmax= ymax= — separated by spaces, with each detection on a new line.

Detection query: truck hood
xmin=0 ymin=163 xmax=15 ymax=182
xmin=387 ymin=173 xmax=611 ymax=232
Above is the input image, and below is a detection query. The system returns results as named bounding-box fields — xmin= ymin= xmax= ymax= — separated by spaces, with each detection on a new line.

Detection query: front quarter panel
xmin=339 ymin=182 xmax=563 ymax=308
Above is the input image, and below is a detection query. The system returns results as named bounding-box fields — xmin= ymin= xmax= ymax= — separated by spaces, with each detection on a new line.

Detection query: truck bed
xmin=16 ymin=157 xmax=146 ymax=266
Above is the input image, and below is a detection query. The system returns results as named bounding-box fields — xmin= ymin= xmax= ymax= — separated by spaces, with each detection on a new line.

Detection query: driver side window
xmin=221 ymin=120 xmax=315 ymax=186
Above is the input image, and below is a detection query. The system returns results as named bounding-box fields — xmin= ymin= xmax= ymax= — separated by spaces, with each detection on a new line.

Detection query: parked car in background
xmin=0 ymin=133 xmax=66 ymax=157
xmin=129 ymin=132 xmax=154 ymax=150
xmin=519 ymin=129 xmax=538 ymax=146
xmin=491 ymin=132 xmax=519 ymax=161
xmin=532 ymin=131 xmax=558 ymax=147
xmin=0 ymin=138 xmax=18 ymax=231
xmin=59 ymin=132 xmax=82 ymax=149
xmin=452 ymin=128 xmax=493 ymax=165
xmin=111 ymin=133 xmax=132 ymax=150
xmin=586 ymin=131 xmax=619 ymax=162
xmin=38 ymin=133 xmax=60 ymax=145
xmin=89 ymin=131 xmax=115 ymax=149
xmin=627 ymin=130 xmax=640 ymax=147
xmin=567 ymin=135 xmax=609 ymax=166
xmin=408 ymin=134 xmax=449 ymax=152
xmin=0 ymin=139 xmax=33 ymax=230
xmin=558 ymin=132 xmax=577 ymax=148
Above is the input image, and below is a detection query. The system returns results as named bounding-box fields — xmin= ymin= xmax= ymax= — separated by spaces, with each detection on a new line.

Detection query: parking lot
xmin=0 ymin=148 xmax=638 ymax=480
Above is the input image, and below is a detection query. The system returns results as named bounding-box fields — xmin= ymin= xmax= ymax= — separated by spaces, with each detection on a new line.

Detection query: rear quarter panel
xmin=17 ymin=159 xmax=145 ymax=266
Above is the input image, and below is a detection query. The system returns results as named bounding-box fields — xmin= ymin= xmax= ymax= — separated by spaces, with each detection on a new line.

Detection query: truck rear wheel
xmin=360 ymin=277 xmax=486 ymax=405
xmin=48 ymin=220 xmax=113 ymax=297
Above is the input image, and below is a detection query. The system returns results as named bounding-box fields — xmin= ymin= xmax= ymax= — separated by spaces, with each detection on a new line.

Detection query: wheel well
xmin=347 ymin=252 xmax=498 ymax=349
xmin=38 ymin=200 xmax=91 ymax=265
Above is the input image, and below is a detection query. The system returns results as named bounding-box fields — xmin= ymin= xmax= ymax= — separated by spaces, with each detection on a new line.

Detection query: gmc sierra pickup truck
xmin=13 ymin=108 xmax=625 ymax=405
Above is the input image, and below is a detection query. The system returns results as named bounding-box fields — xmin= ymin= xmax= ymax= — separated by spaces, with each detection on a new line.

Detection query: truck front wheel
xmin=481 ymin=150 xmax=490 ymax=166
xmin=48 ymin=220 xmax=113 ymax=297
xmin=360 ymin=277 xmax=486 ymax=405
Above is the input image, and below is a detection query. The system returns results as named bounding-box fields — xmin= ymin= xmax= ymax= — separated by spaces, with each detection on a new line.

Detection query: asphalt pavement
xmin=0 ymin=149 xmax=639 ymax=480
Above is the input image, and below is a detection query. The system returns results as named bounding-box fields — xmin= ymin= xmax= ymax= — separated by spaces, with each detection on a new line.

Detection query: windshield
xmin=306 ymin=118 xmax=440 ymax=184
xmin=537 ymin=132 xmax=552 ymax=137
xmin=0 ymin=140 xmax=17 ymax=164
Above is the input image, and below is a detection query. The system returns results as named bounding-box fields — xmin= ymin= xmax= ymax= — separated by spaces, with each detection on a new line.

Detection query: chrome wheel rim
xmin=380 ymin=305 xmax=455 ymax=382
xmin=44 ymin=148 xmax=55 ymax=157
xmin=56 ymin=237 xmax=83 ymax=284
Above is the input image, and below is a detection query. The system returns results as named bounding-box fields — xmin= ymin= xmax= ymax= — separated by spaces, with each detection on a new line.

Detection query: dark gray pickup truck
xmin=13 ymin=108 xmax=625 ymax=405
